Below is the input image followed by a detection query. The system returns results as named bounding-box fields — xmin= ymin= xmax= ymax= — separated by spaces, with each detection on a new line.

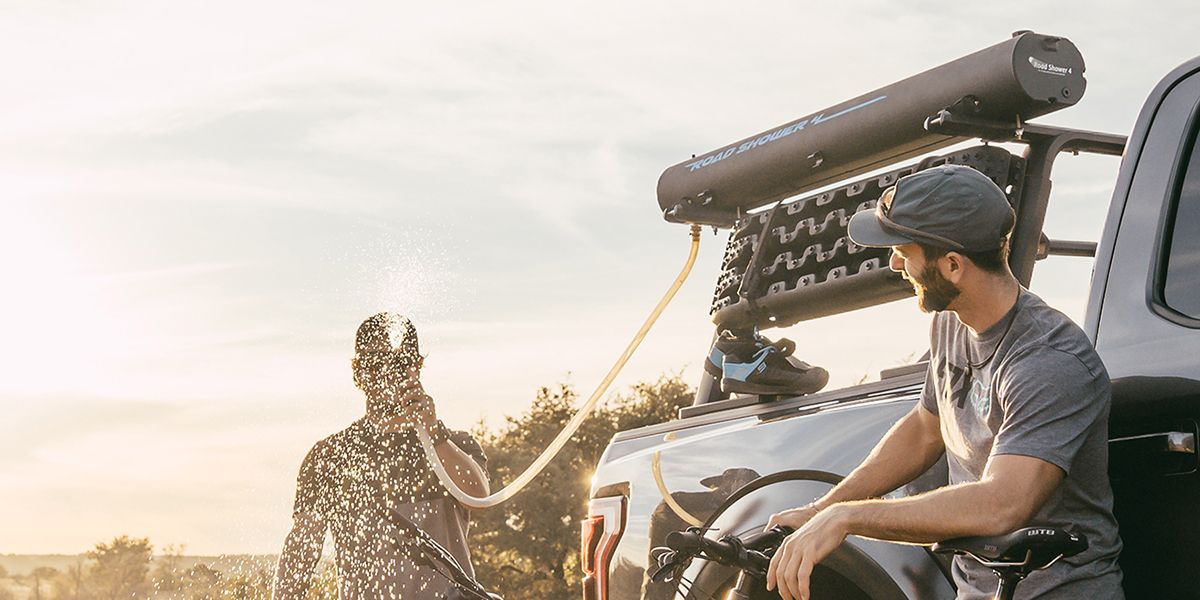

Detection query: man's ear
xmin=941 ymin=252 xmax=966 ymax=283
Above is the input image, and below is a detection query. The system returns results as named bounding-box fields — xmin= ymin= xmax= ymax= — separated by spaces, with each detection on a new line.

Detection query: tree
xmin=86 ymin=536 xmax=153 ymax=600
xmin=471 ymin=373 xmax=692 ymax=599
xmin=29 ymin=567 xmax=58 ymax=600
xmin=150 ymin=545 xmax=186 ymax=599
xmin=50 ymin=558 xmax=86 ymax=600
xmin=0 ymin=565 xmax=10 ymax=600
xmin=181 ymin=564 xmax=221 ymax=600
xmin=218 ymin=568 xmax=271 ymax=600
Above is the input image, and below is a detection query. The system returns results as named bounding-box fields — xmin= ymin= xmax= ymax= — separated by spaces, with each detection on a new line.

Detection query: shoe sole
xmin=721 ymin=376 xmax=826 ymax=396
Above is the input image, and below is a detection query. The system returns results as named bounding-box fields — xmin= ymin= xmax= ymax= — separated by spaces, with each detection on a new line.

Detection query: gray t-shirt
xmin=921 ymin=289 xmax=1123 ymax=599
xmin=294 ymin=418 xmax=487 ymax=599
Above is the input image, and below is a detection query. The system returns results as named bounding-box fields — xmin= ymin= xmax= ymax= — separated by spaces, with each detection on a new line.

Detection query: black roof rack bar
xmin=924 ymin=110 xmax=1126 ymax=286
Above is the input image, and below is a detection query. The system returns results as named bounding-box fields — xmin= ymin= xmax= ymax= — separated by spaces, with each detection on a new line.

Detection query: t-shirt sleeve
xmin=920 ymin=362 xmax=939 ymax=415
xmin=920 ymin=315 xmax=941 ymax=415
xmin=293 ymin=443 xmax=328 ymax=518
xmin=449 ymin=430 xmax=488 ymax=473
xmin=991 ymin=347 xmax=1108 ymax=475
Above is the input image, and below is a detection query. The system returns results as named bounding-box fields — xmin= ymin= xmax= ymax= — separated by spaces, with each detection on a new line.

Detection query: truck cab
xmin=582 ymin=34 xmax=1200 ymax=600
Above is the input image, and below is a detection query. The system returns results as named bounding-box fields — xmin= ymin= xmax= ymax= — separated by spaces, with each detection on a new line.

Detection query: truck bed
xmin=590 ymin=373 xmax=951 ymax=600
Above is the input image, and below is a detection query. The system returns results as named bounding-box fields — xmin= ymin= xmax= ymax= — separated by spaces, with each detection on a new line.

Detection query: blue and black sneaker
xmin=708 ymin=329 xmax=829 ymax=396
xmin=704 ymin=329 xmax=762 ymax=378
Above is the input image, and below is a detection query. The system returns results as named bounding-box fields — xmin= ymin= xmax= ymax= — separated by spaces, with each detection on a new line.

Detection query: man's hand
xmin=375 ymin=368 xmax=438 ymax=433
xmin=766 ymin=505 xmax=849 ymax=600
xmin=765 ymin=503 xmax=820 ymax=532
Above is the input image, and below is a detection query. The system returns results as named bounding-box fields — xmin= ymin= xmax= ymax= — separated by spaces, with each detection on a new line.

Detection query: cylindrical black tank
xmin=656 ymin=31 xmax=1085 ymax=225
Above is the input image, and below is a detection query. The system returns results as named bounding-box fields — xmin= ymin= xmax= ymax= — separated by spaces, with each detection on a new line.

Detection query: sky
xmin=1 ymin=0 xmax=1197 ymax=555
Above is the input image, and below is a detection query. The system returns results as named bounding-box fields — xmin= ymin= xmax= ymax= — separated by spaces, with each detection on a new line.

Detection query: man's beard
xmin=909 ymin=262 xmax=960 ymax=312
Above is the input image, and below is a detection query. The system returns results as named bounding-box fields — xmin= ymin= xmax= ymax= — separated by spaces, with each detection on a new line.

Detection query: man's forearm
xmin=836 ymin=480 xmax=1025 ymax=544
xmin=836 ymin=452 xmax=1064 ymax=544
xmin=815 ymin=407 xmax=943 ymax=509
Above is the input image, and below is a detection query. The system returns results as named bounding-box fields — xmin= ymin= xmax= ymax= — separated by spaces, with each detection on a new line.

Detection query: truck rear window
xmin=1163 ymin=129 xmax=1200 ymax=320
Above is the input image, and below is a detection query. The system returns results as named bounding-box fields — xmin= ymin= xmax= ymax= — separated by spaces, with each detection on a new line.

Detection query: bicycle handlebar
xmin=389 ymin=509 xmax=501 ymax=600
xmin=663 ymin=525 xmax=794 ymax=573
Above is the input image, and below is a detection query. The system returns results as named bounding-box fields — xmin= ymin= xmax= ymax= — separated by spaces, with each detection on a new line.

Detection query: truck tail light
xmin=581 ymin=496 xmax=625 ymax=600
xmin=581 ymin=515 xmax=604 ymax=576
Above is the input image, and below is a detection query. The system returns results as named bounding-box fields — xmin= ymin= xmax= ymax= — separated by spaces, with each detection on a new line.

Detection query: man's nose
xmin=889 ymin=250 xmax=904 ymax=272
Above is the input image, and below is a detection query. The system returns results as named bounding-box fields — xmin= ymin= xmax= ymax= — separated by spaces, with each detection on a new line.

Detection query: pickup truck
xmin=581 ymin=31 xmax=1200 ymax=600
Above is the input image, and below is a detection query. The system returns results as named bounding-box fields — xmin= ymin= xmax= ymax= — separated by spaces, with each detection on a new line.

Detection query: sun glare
xmin=0 ymin=201 xmax=119 ymax=397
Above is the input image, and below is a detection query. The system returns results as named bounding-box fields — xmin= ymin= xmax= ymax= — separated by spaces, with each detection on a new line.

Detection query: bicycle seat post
xmin=992 ymin=569 xmax=1025 ymax=600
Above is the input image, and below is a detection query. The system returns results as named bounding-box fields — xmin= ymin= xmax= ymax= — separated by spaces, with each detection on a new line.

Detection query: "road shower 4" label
xmin=1028 ymin=56 xmax=1073 ymax=76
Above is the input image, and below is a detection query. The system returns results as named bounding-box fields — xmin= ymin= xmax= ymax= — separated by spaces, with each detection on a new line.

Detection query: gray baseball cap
xmin=847 ymin=165 xmax=1015 ymax=252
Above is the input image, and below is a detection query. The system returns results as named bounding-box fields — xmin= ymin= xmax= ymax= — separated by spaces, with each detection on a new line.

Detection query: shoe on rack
xmin=713 ymin=330 xmax=829 ymax=396
xmin=705 ymin=329 xmax=766 ymax=378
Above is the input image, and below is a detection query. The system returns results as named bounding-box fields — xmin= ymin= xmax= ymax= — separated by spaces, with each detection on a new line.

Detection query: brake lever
xmin=649 ymin=553 xmax=688 ymax=584
xmin=652 ymin=556 xmax=691 ymax=580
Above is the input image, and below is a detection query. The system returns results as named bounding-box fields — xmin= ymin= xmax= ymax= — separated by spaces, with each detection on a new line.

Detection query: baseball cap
xmin=847 ymin=165 xmax=1015 ymax=252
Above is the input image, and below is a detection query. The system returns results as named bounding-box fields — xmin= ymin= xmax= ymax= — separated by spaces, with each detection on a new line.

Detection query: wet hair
xmin=355 ymin=312 xmax=419 ymax=356
xmin=351 ymin=312 xmax=424 ymax=391
xmin=916 ymin=239 xmax=1010 ymax=275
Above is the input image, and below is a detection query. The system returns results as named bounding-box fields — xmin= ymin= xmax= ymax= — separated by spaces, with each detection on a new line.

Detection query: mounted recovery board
xmin=711 ymin=145 xmax=1026 ymax=328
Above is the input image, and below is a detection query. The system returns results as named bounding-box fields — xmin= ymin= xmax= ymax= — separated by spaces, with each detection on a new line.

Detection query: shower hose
xmin=415 ymin=224 xmax=703 ymax=509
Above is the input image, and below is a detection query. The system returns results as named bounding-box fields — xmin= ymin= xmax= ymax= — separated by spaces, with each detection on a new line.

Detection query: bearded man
xmin=764 ymin=165 xmax=1123 ymax=600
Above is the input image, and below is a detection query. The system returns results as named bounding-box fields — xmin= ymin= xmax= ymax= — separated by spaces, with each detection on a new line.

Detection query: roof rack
xmin=680 ymin=33 xmax=1128 ymax=408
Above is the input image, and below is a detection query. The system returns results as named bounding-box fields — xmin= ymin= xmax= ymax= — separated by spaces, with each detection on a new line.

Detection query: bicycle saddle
xmin=932 ymin=527 xmax=1088 ymax=569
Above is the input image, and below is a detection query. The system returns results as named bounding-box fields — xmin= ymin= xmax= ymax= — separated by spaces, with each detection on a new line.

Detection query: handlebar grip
xmin=665 ymin=530 xmax=737 ymax=563
xmin=664 ymin=530 xmax=708 ymax=553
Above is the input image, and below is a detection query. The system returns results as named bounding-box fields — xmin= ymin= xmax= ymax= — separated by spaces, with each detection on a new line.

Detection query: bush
xmin=470 ymin=374 xmax=692 ymax=599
